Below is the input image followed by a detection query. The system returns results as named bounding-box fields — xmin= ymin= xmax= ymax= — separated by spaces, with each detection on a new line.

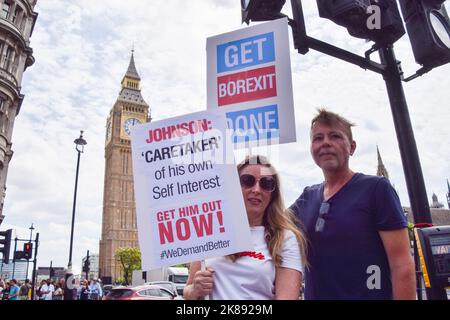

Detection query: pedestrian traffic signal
xmin=399 ymin=0 xmax=450 ymax=69
xmin=241 ymin=0 xmax=287 ymax=24
xmin=23 ymin=242 xmax=33 ymax=260
xmin=0 ymin=229 xmax=12 ymax=263
xmin=83 ymin=258 xmax=90 ymax=273
xmin=316 ymin=0 xmax=405 ymax=45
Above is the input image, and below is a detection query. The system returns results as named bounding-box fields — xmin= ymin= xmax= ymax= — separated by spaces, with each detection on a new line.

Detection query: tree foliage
xmin=115 ymin=247 xmax=141 ymax=285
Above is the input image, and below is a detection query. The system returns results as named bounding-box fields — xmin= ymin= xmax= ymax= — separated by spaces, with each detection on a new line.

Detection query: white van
xmin=133 ymin=266 xmax=188 ymax=295
xmin=166 ymin=267 xmax=188 ymax=296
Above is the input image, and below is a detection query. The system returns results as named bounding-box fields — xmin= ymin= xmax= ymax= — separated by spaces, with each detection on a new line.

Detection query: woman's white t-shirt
xmin=205 ymin=226 xmax=303 ymax=300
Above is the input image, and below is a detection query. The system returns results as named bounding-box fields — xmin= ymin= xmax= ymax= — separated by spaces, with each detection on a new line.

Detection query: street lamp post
xmin=26 ymin=223 xmax=34 ymax=279
xmin=64 ymin=131 xmax=87 ymax=300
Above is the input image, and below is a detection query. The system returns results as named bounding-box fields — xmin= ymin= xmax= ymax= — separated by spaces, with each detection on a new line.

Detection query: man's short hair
xmin=311 ymin=108 xmax=355 ymax=142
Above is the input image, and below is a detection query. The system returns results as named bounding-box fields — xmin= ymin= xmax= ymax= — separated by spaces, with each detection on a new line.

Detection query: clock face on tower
xmin=123 ymin=117 xmax=142 ymax=136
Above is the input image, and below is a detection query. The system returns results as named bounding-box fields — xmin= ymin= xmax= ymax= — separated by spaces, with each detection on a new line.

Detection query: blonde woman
xmin=184 ymin=155 xmax=307 ymax=300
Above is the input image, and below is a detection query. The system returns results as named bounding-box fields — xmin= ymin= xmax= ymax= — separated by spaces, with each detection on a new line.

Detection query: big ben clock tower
xmin=99 ymin=51 xmax=150 ymax=282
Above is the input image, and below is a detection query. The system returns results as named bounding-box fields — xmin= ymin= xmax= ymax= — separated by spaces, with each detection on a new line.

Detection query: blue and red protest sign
xmin=207 ymin=18 xmax=296 ymax=146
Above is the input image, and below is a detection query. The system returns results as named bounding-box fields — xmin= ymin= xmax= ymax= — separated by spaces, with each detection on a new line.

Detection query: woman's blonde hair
xmin=229 ymin=155 xmax=308 ymax=268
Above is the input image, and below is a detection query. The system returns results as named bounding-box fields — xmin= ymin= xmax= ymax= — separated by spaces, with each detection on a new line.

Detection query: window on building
xmin=1 ymin=1 xmax=10 ymax=20
xmin=5 ymin=47 xmax=13 ymax=71
xmin=11 ymin=54 xmax=18 ymax=75
xmin=0 ymin=42 xmax=3 ymax=67
xmin=12 ymin=6 xmax=22 ymax=24
xmin=0 ymin=98 xmax=7 ymax=134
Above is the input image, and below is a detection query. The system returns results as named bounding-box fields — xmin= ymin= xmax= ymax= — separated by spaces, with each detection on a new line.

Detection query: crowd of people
xmin=0 ymin=279 xmax=29 ymax=300
xmin=0 ymin=278 xmax=103 ymax=300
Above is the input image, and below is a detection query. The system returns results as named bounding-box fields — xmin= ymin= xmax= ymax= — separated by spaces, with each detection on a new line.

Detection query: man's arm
xmin=379 ymin=228 xmax=416 ymax=300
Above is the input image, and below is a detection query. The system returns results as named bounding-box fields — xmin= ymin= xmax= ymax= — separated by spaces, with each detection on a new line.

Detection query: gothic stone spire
xmin=376 ymin=146 xmax=389 ymax=180
xmin=124 ymin=49 xmax=141 ymax=80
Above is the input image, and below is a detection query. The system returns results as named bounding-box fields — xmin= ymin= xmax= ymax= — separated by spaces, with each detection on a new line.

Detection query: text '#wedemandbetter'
xmin=160 ymin=239 xmax=230 ymax=260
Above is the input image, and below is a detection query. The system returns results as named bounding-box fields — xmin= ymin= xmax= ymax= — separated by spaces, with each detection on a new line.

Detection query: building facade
xmin=99 ymin=52 xmax=150 ymax=283
xmin=0 ymin=0 xmax=37 ymax=221
xmin=0 ymin=259 xmax=27 ymax=280
xmin=37 ymin=266 xmax=65 ymax=282
xmin=405 ymin=206 xmax=450 ymax=226
xmin=376 ymin=147 xmax=450 ymax=225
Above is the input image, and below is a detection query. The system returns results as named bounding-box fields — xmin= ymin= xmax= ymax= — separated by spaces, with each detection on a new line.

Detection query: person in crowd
xmin=290 ymin=108 xmax=416 ymax=300
xmin=19 ymin=279 xmax=31 ymax=300
xmin=56 ymin=278 xmax=65 ymax=300
xmin=78 ymin=280 xmax=90 ymax=300
xmin=36 ymin=280 xmax=45 ymax=300
xmin=184 ymin=155 xmax=307 ymax=300
xmin=0 ymin=280 xmax=4 ymax=299
xmin=40 ymin=279 xmax=55 ymax=300
xmin=8 ymin=279 xmax=19 ymax=300
xmin=53 ymin=283 xmax=64 ymax=300
xmin=1 ymin=281 xmax=10 ymax=300
xmin=88 ymin=279 xmax=102 ymax=300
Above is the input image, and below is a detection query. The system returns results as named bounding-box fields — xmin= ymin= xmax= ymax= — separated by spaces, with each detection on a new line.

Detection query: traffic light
xmin=316 ymin=0 xmax=405 ymax=45
xmin=241 ymin=0 xmax=287 ymax=24
xmin=83 ymin=257 xmax=90 ymax=273
xmin=399 ymin=0 xmax=450 ymax=69
xmin=14 ymin=251 xmax=25 ymax=260
xmin=0 ymin=229 xmax=12 ymax=263
xmin=23 ymin=242 xmax=33 ymax=260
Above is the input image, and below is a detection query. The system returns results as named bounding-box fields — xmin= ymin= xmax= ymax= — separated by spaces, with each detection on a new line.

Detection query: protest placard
xmin=131 ymin=110 xmax=252 ymax=269
xmin=207 ymin=18 xmax=296 ymax=146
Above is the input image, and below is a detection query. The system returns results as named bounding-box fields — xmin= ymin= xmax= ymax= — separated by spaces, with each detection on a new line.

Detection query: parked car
xmin=102 ymin=284 xmax=114 ymax=297
xmin=103 ymin=284 xmax=175 ymax=300
xmin=146 ymin=281 xmax=180 ymax=298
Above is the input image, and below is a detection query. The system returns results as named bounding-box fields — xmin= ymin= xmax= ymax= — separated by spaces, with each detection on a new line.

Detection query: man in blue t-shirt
xmin=8 ymin=279 xmax=19 ymax=300
xmin=291 ymin=109 xmax=416 ymax=300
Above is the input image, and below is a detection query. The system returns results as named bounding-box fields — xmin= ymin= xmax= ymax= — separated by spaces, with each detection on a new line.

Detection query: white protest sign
xmin=131 ymin=110 xmax=252 ymax=269
xmin=207 ymin=18 xmax=296 ymax=147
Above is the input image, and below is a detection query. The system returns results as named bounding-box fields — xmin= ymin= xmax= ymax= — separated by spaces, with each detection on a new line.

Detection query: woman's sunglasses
xmin=239 ymin=174 xmax=276 ymax=192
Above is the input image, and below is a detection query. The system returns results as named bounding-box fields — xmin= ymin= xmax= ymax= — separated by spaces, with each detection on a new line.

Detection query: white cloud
xmin=2 ymin=1 xmax=449 ymax=276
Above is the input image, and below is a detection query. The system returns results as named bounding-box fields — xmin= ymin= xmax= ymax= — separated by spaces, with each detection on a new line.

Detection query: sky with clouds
xmin=2 ymin=0 xmax=449 ymax=275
